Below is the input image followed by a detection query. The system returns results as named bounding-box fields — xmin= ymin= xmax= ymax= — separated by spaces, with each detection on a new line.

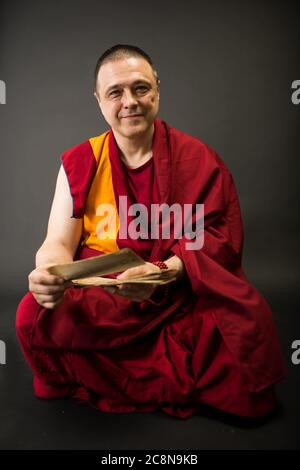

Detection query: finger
xmin=30 ymin=282 xmax=69 ymax=295
xmin=30 ymin=284 xmax=66 ymax=295
xmin=29 ymin=272 xmax=65 ymax=286
xmin=116 ymin=265 xmax=149 ymax=280
xmin=41 ymin=299 xmax=64 ymax=310
xmin=37 ymin=292 xmax=64 ymax=303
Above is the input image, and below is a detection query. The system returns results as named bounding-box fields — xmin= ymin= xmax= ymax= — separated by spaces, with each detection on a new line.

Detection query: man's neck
xmin=113 ymin=124 xmax=154 ymax=166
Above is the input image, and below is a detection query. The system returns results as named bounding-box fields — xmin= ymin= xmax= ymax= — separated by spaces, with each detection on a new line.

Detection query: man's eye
xmin=109 ymin=90 xmax=121 ymax=98
xmin=136 ymin=86 xmax=148 ymax=94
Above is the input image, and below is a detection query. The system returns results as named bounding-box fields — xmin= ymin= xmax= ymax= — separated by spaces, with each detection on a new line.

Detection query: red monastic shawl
xmin=29 ymin=119 xmax=286 ymax=393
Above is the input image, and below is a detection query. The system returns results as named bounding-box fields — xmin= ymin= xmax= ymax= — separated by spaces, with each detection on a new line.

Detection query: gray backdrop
xmin=0 ymin=0 xmax=300 ymax=452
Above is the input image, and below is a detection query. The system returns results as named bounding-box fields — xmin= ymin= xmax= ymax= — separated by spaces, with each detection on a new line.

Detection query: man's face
xmin=94 ymin=57 xmax=160 ymax=139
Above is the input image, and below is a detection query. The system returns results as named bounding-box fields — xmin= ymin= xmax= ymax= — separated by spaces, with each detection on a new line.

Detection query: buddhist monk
xmin=16 ymin=44 xmax=286 ymax=419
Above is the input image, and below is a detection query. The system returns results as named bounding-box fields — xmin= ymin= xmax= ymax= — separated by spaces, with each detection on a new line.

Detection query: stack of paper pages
xmin=48 ymin=248 xmax=177 ymax=287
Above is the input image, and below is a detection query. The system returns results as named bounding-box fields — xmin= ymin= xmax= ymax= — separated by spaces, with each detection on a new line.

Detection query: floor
xmin=0 ymin=289 xmax=299 ymax=450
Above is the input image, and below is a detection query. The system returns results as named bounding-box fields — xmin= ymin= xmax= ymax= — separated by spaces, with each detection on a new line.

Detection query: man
xmin=16 ymin=44 xmax=286 ymax=419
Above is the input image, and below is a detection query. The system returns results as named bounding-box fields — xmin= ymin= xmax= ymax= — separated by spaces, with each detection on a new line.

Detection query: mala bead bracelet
xmin=151 ymin=260 xmax=168 ymax=271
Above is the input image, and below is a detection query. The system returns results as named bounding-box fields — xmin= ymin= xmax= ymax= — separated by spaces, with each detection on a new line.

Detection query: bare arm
xmin=29 ymin=165 xmax=83 ymax=308
xmin=36 ymin=165 xmax=83 ymax=266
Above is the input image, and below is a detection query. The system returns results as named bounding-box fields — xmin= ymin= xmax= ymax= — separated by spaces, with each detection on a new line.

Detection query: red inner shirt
xmin=119 ymin=156 xmax=159 ymax=259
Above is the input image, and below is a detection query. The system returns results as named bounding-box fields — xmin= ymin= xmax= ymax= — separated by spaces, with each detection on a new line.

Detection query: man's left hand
xmin=102 ymin=262 xmax=161 ymax=302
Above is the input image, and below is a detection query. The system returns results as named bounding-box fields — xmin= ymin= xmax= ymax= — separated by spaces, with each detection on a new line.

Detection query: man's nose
xmin=122 ymin=89 xmax=138 ymax=108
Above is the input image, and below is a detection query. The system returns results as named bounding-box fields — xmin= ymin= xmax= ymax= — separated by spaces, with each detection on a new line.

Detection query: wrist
xmin=152 ymin=260 xmax=168 ymax=271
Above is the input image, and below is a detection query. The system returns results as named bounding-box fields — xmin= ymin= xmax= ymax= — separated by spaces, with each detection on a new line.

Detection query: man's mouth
xmin=121 ymin=114 xmax=143 ymax=119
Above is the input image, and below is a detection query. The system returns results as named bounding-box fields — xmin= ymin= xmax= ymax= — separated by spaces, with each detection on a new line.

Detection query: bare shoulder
xmin=45 ymin=165 xmax=83 ymax=256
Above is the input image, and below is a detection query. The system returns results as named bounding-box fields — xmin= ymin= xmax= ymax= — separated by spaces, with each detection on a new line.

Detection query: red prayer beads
xmin=152 ymin=260 xmax=168 ymax=271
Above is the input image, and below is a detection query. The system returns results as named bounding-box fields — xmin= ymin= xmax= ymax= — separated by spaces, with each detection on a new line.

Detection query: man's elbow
xmin=35 ymin=238 xmax=74 ymax=267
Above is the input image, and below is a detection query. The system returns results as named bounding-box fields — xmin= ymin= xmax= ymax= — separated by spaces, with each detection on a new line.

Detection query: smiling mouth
xmin=122 ymin=114 xmax=143 ymax=118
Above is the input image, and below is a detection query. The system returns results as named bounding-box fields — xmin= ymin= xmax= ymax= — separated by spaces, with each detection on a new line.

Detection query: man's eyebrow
xmin=105 ymin=80 xmax=152 ymax=95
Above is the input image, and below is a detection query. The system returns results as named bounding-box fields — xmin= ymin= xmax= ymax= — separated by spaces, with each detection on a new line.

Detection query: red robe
xmin=16 ymin=119 xmax=286 ymax=418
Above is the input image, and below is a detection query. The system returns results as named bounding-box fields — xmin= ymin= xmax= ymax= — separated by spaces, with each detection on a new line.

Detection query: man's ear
xmin=157 ymin=79 xmax=160 ymax=99
xmin=94 ymin=91 xmax=100 ymax=104
xmin=94 ymin=91 xmax=102 ymax=111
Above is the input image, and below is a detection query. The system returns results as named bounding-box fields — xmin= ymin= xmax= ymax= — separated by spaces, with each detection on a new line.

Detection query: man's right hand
xmin=28 ymin=265 xmax=72 ymax=309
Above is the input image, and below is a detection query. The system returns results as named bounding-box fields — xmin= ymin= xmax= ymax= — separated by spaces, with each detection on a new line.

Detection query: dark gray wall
xmin=0 ymin=0 xmax=299 ymax=296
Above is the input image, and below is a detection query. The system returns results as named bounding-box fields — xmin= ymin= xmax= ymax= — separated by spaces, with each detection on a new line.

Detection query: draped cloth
xmin=16 ymin=119 xmax=286 ymax=418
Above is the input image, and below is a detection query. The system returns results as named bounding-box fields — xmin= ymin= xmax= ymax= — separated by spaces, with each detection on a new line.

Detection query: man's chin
xmin=119 ymin=121 xmax=150 ymax=137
